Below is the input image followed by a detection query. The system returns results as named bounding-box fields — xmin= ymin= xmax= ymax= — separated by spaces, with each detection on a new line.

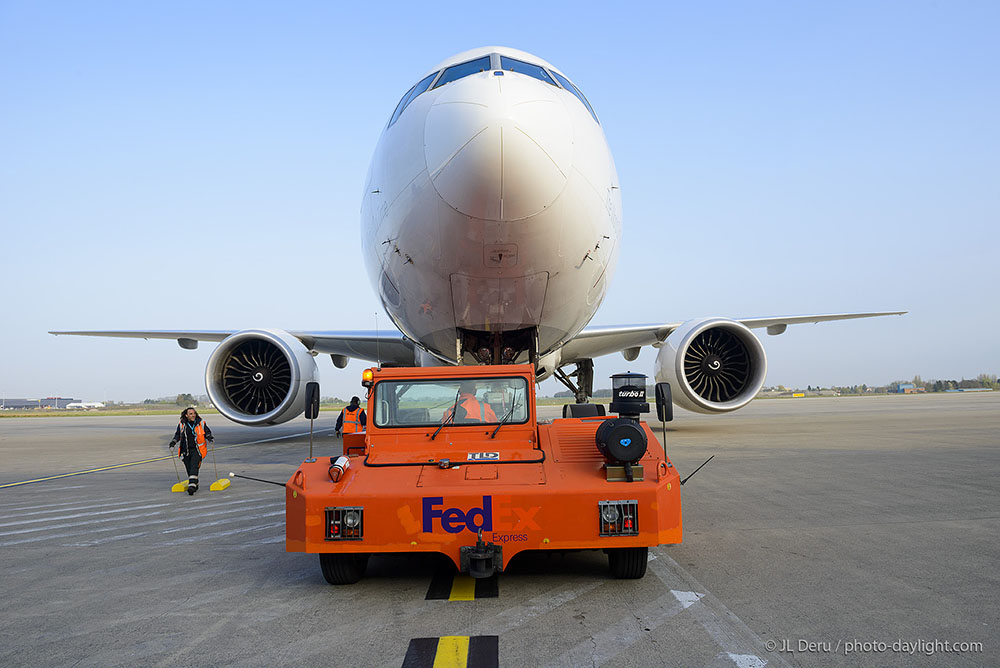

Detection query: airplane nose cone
xmin=424 ymin=73 xmax=573 ymax=221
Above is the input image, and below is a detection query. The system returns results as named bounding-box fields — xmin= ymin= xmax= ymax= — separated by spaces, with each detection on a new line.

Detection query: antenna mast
xmin=375 ymin=311 xmax=381 ymax=368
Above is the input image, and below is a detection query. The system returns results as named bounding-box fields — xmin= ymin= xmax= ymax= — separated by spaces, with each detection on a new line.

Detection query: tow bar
xmin=460 ymin=530 xmax=503 ymax=578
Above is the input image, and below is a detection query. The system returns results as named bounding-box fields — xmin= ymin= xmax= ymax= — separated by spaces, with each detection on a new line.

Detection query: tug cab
xmin=285 ymin=364 xmax=682 ymax=584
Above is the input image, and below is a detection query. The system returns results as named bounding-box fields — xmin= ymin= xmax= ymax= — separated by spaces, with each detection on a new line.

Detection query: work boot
xmin=187 ymin=481 xmax=198 ymax=495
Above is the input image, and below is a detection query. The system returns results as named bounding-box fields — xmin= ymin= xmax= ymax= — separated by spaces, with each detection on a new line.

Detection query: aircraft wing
xmin=50 ymin=330 xmax=235 ymax=343
xmin=51 ymin=311 xmax=905 ymax=369
xmin=49 ymin=329 xmax=417 ymax=365
xmin=558 ymin=311 xmax=907 ymax=364
xmin=292 ymin=331 xmax=415 ymax=364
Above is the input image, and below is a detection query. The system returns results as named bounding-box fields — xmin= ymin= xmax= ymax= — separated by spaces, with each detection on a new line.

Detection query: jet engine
xmin=653 ymin=318 xmax=767 ymax=414
xmin=205 ymin=329 xmax=319 ymax=426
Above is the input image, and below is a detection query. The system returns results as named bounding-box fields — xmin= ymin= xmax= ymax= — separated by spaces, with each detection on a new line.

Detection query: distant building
xmin=1 ymin=397 xmax=78 ymax=409
xmin=894 ymin=383 xmax=916 ymax=394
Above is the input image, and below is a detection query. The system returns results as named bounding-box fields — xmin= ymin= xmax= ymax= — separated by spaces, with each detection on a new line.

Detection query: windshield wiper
xmin=490 ymin=391 xmax=519 ymax=439
xmin=431 ymin=389 xmax=461 ymax=440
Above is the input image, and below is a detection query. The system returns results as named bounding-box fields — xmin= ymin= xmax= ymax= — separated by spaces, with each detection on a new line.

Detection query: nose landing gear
xmin=553 ymin=358 xmax=595 ymax=403
xmin=457 ymin=327 xmax=538 ymax=367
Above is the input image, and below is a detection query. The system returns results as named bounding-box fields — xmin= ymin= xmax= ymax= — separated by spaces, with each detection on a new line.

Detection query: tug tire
xmin=319 ymin=553 xmax=369 ymax=585
xmin=608 ymin=547 xmax=648 ymax=579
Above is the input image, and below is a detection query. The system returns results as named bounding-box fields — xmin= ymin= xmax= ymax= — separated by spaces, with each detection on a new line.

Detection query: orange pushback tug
xmin=286 ymin=364 xmax=681 ymax=584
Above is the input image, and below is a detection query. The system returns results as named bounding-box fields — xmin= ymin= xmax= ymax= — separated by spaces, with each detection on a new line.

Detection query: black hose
xmin=363 ymin=449 xmax=545 ymax=468
xmin=230 ymin=473 xmax=286 ymax=488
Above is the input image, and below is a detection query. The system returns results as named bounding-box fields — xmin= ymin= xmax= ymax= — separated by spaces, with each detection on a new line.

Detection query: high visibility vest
xmin=342 ymin=406 xmax=365 ymax=434
xmin=456 ymin=395 xmax=498 ymax=423
xmin=187 ymin=421 xmax=209 ymax=457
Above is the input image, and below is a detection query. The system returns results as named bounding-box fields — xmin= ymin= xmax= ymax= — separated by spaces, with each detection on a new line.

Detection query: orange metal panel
xmin=285 ymin=364 xmax=682 ymax=571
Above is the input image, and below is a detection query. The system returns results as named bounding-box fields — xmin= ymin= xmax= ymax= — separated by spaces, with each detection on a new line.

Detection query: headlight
xmin=598 ymin=500 xmax=638 ymax=536
xmin=601 ymin=505 xmax=620 ymax=524
xmin=326 ymin=506 xmax=364 ymax=540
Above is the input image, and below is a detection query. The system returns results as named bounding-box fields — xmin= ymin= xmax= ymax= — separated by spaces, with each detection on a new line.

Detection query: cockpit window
xmin=373 ymin=376 xmax=529 ymax=428
xmin=388 ymin=86 xmax=414 ymax=128
xmin=551 ymin=71 xmax=599 ymax=125
xmin=432 ymin=55 xmax=493 ymax=89
xmin=389 ymin=71 xmax=438 ymax=127
xmin=499 ymin=56 xmax=556 ymax=86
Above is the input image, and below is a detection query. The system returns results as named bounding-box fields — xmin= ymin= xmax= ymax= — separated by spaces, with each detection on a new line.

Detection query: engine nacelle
xmin=206 ymin=329 xmax=319 ymax=426
xmin=654 ymin=318 xmax=767 ymax=414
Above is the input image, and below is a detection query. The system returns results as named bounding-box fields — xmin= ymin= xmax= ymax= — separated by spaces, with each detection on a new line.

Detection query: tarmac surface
xmin=0 ymin=392 xmax=996 ymax=667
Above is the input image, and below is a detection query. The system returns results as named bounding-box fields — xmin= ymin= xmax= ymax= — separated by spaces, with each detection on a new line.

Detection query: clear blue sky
xmin=1 ymin=1 xmax=997 ymax=402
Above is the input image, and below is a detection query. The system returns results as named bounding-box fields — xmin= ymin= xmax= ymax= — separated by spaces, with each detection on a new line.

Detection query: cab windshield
xmin=374 ymin=377 xmax=529 ymax=428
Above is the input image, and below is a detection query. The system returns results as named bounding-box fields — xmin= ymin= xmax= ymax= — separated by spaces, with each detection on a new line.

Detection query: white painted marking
xmin=0 ymin=427 xmax=331 ymax=491
xmin=546 ymin=553 xmax=785 ymax=667
xmin=64 ymin=531 xmax=150 ymax=547
xmin=159 ymin=509 xmax=283 ymax=534
xmin=0 ymin=499 xmax=109 ymax=513
xmin=161 ymin=521 xmax=286 ymax=545
xmin=727 ymin=653 xmax=768 ymax=668
xmin=466 ymin=580 xmax=605 ymax=637
xmin=0 ymin=503 xmax=169 ymax=536
xmin=0 ymin=513 xmax=164 ymax=547
xmin=0 ymin=494 xmax=271 ymax=523
xmin=0 ymin=485 xmax=89 ymax=505
xmin=649 ymin=553 xmax=790 ymax=667
xmin=0 ymin=498 xmax=280 ymax=545
xmin=672 ymin=589 xmax=705 ymax=609
xmin=243 ymin=534 xmax=287 ymax=545
xmin=544 ymin=586 xmax=693 ymax=667
xmin=0 ymin=512 xmax=162 ymax=546
xmin=181 ymin=495 xmax=276 ymax=510
xmin=0 ymin=500 xmax=139 ymax=525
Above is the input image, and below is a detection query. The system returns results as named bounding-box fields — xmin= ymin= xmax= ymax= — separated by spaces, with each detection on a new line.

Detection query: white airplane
xmin=51 ymin=46 xmax=904 ymax=425
xmin=65 ymin=402 xmax=105 ymax=409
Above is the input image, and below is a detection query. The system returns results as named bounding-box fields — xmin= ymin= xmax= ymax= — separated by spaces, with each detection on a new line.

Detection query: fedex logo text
xmin=422 ymin=496 xmax=493 ymax=534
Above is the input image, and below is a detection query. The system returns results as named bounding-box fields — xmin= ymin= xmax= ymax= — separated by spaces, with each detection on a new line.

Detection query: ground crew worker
xmin=444 ymin=381 xmax=499 ymax=423
xmin=169 ymin=407 xmax=214 ymax=495
xmin=336 ymin=396 xmax=366 ymax=437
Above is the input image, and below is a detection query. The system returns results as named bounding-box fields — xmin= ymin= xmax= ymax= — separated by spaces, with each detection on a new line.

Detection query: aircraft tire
xmin=607 ymin=547 xmax=648 ymax=579
xmin=319 ymin=553 xmax=369 ymax=585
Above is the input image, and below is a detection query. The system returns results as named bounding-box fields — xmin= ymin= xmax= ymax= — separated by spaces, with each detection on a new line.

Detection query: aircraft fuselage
xmin=361 ymin=47 xmax=622 ymax=366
